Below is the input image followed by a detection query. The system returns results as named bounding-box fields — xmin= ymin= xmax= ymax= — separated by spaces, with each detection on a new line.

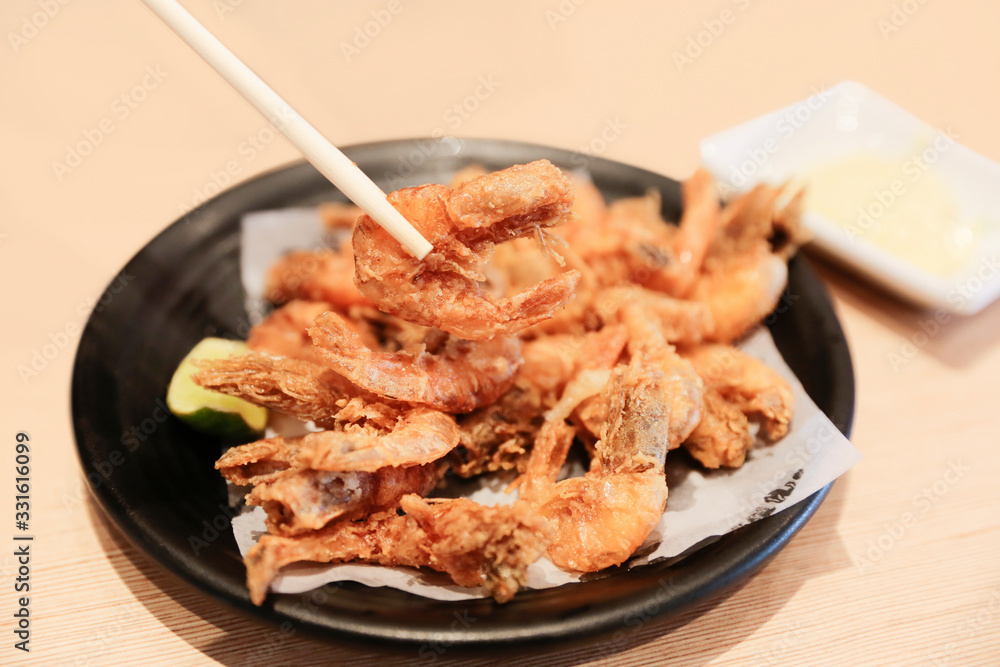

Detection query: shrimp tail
xmin=499 ymin=270 xmax=582 ymax=333
xmin=292 ymin=407 xmax=461 ymax=472
xmin=309 ymin=311 xmax=524 ymax=413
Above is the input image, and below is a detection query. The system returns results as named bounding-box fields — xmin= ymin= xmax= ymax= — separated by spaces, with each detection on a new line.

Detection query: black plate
xmin=71 ymin=138 xmax=854 ymax=645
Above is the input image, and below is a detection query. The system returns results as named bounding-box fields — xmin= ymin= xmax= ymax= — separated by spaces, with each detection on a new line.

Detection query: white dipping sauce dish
xmin=701 ymin=80 xmax=1000 ymax=315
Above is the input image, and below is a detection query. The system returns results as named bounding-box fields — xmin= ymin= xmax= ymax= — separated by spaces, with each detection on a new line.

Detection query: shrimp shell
xmin=309 ymin=311 xmax=523 ymax=413
xmin=682 ymin=343 xmax=794 ymax=440
xmin=247 ymin=299 xmax=331 ymax=363
xmin=265 ymin=245 xmax=372 ymax=310
xmin=352 ymin=160 xmax=581 ymax=339
xmin=693 ymin=249 xmax=788 ymax=344
xmin=216 ymin=436 xmax=299 ymax=486
xmin=639 ymin=167 xmax=720 ymax=297
xmin=682 ymin=389 xmax=754 ymax=468
xmin=245 ymin=494 xmax=552 ymax=605
xmin=450 ymin=382 xmax=545 ymax=478
xmin=539 ymin=472 xmax=667 ymax=572
xmin=287 ymin=406 xmax=460 ymax=472
xmin=193 ymin=353 xmax=362 ymax=429
xmin=248 ymin=463 xmax=443 ymax=536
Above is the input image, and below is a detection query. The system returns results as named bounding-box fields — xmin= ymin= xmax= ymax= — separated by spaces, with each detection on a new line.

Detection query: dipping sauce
xmin=802 ymin=152 xmax=980 ymax=276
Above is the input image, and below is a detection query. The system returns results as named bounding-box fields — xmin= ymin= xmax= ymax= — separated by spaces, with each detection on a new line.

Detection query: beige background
xmin=3 ymin=0 xmax=1000 ymax=665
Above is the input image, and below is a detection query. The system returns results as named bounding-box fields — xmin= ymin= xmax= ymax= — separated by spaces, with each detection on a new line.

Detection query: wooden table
xmin=4 ymin=1 xmax=999 ymax=664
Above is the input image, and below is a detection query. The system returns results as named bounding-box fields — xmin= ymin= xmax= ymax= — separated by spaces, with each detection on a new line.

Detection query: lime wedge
xmin=166 ymin=337 xmax=268 ymax=439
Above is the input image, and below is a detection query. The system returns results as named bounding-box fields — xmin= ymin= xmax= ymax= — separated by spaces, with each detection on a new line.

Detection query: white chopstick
xmin=138 ymin=0 xmax=433 ymax=260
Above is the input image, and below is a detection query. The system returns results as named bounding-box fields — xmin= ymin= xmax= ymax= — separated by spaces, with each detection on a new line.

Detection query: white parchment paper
xmin=229 ymin=208 xmax=863 ymax=600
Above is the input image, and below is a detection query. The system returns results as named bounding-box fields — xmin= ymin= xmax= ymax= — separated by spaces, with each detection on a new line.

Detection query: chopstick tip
xmin=409 ymin=237 xmax=433 ymax=261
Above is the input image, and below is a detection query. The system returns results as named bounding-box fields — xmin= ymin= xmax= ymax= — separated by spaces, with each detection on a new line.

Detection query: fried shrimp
xmin=195 ymin=351 xmax=424 ymax=447
xmin=619 ymin=306 xmax=704 ymax=451
xmin=537 ymin=357 xmax=668 ymax=571
xmin=712 ymin=183 xmax=789 ymax=258
xmin=693 ymin=247 xmax=788 ymax=343
xmin=514 ymin=369 xmax=611 ymax=504
xmin=682 ymin=343 xmax=794 ymax=440
xmin=518 ymin=325 xmax=628 ymax=400
xmin=534 ymin=309 xmax=703 ymax=571
xmin=557 ymin=189 xmax=672 ymax=288
xmin=452 ymin=326 xmax=627 ymax=481
xmin=247 ymin=463 xmax=443 ymax=536
xmin=222 ymin=406 xmax=460 ymax=474
xmin=247 ymin=300 xmax=331 ymax=363
xmin=352 ymin=160 xmax=581 ymax=339
xmin=591 ymin=286 xmax=714 ymax=346
xmin=638 ymin=168 xmax=720 ymax=297
xmin=196 ymin=161 xmax=809 ymax=605
xmin=245 ymin=494 xmax=552 ymax=605
xmin=770 ymin=189 xmax=809 ymax=260
xmin=677 ymin=343 xmax=793 ymax=468
xmin=216 ymin=436 xmax=299 ymax=486
xmin=309 ymin=311 xmax=523 ymax=413
xmin=450 ymin=382 xmax=544 ymax=478
xmin=291 ymin=406 xmax=460 ymax=472
xmin=555 ymin=171 xmax=795 ymax=343
xmin=540 ymin=471 xmax=666 ymax=573
xmin=553 ymin=171 xmax=716 ymax=302
xmin=688 ymin=180 xmax=805 ymax=343
xmin=682 ymin=389 xmax=754 ymax=468
xmin=193 ymin=353 xmax=362 ymax=429
xmin=266 ymin=244 xmax=372 ymax=310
